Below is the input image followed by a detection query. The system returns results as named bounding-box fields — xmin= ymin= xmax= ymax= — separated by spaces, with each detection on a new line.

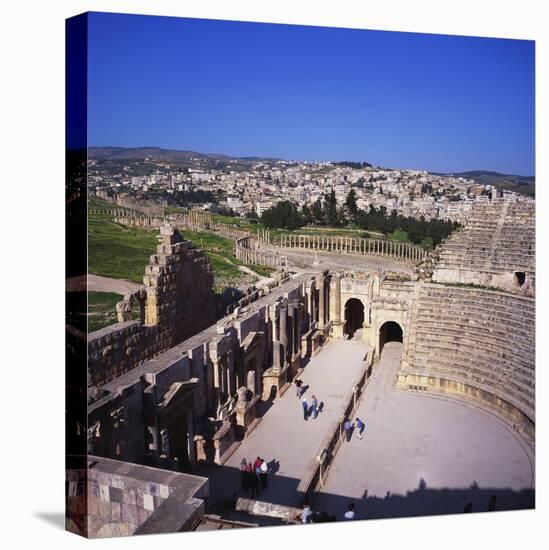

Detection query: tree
xmin=311 ymin=199 xmax=324 ymax=225
xmin=301 ymin=205 xmax=313 ymax=225
xmin=261 ymin=200 xmax=305 ymax=230
xmin=344 ymin=189 xmax=359 ymax=223
xmin=323 ymin=190 xmax=340 ymax=227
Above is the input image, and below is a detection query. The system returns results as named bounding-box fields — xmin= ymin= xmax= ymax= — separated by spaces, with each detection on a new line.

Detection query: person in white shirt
xmin=300 ymin=503 xmax=313 ymax=524
xmin=344 ymin=503 xmax=357 ymax=520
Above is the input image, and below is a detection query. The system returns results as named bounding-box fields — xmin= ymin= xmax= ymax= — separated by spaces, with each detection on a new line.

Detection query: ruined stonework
xmin=66 ymin=456 xmax=208 ymax=537
xmin=88 ymin=226 xmax=216 ymax=387
xmin=76 ymin=204 xmax=535 ymax=535
xmin=87 ymin=270 xmax=327 ymax=469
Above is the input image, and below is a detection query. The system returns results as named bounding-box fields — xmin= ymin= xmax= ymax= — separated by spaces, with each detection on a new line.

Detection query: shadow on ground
xmin=196 ymin=462 xmax=534 ymax=524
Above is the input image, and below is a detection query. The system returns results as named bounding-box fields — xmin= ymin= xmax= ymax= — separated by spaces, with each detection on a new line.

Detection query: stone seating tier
xmin=405 ymin=284 xmax=535 ymax=424
xmin=411 ymin=336 xmax=534 ymax=397
xmin=411 ymin=319 xmax=534 ymax=362
xmin=433 ymin=201 xmax=535 ymax=276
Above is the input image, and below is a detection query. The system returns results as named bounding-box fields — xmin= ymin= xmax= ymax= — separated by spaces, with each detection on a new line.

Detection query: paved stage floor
xmin=283 ymin=249 xmax=415 ymax=274
xmin=314 ymin=342 xmax=535 ymax=520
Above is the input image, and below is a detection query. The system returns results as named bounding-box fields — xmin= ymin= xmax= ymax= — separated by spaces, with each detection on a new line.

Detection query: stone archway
xmin=344 ymin=298 xmax=364 ymax=339
xmin=379 ymin=321 xmax=403 ymax=354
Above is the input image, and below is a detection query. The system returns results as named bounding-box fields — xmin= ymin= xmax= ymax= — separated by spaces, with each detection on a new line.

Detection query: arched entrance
xmin=344 ymin=298 xmax=364 ymax=339
xmin=379 ymin=321 xmax=403 ymax=354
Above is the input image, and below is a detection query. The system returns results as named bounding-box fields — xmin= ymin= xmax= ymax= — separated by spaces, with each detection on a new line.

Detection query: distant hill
xmin=88 ymin=146 xmax=231 ymax=161
xmin=88 ymin=146 xmax=281 ymax=162
xmin=432 ymin=170 xmax=535 ymax=197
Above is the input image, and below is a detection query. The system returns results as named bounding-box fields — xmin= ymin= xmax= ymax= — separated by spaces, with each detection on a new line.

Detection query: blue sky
xmin=87 ymin=12 xmax=535 ymax=175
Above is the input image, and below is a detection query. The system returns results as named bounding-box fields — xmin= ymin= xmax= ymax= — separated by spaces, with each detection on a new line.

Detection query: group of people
xmin=343 ymin=417 xmax=365 ymax=441
xmin=295 ymin=378 xmax=321 ymax=421
xmin=239 ymin=457 xmax=269 ymax=498
xmin=298 ymin=502 xmax=359 ymax=524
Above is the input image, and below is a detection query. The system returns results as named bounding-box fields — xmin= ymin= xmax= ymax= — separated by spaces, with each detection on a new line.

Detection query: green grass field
xmin=88 ymin=291 xmax=125 ymax=332
xmin=88 ymin=207 xmax=274 ymax=292
xmin=88 ymin=217 xmax=158 ymax=282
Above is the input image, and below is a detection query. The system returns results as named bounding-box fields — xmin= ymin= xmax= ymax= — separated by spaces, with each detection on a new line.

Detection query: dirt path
xmin=237 ymin=265 xmax=274 ymax=287
xmin=66 ymin=274 xmax=144 ymax=295
xmin=210 ymin=251 xmax=275 ymax=287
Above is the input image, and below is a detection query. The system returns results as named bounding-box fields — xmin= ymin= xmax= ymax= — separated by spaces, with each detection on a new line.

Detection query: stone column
xmin=212 ymin=358 xmax=220 ymax=390
xmin=305 ymin=285 xmax=312 ymax=328
xmin=334 ymin=274 xmax=341 ymax=324
xmin=331 ymin=273 xmax=344 ymax=339
xmin=227 ymin=353 xmax=235 ymax=397
xmin=296 ymin=302 xmax=303 ymax=361
xmin=270 ymin=311 xmax=282 ymax=373
xmin=287 ymin=302 xmax=297 ymax=357
xmin=187 ymin=412 xmax=196 ymax=465
xmin=318 ymin=276 xmax=325 ymax=329
xmin=279 ymin=306 xmax=288 ymax=362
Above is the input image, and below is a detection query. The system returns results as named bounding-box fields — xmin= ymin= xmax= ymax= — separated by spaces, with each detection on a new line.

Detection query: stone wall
xmin=66 ymin=456 xmax=208 ymax=538
xmin=328 ymin=270 xmax=415 ymax=356
xmin=88 ymin=226 xmax=216 ymax=388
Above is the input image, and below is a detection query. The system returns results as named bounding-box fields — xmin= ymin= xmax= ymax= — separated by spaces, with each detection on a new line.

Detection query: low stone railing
xmin=297 ymin=347 xmax=375 ymax=503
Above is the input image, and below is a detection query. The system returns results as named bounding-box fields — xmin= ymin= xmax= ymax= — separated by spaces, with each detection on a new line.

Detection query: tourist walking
xmin=259 ymin=458 xmax=268 ymax=489
xmin=302 ymin=397 xmax=309 ymax=421
xmin=295 ymin=378 xmax=303 ymax=397
xmin=239 ymin=458 xmax=248 ymax=491
xmin=356 ymin=417 xmax=365 ymax=439
xmin=344 ymin=503 xmax=357 ymax=520
xmin=311 ymin=395 xmax=319 ymax=419
xmin=343 ymin=418 xmax=353 ymax=441
xmin=299 ymin=502 xmax=313 ymax=524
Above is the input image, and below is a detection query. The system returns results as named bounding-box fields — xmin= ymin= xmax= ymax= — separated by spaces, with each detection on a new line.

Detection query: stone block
xmin=99 ymin=484 xmax=109 ymax=501
xmin=143 ymin=493 xmax=154 ymax=512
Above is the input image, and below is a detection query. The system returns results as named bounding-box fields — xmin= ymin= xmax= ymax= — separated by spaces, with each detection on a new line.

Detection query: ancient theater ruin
xmin=67 ymin=198 xmax=535 ymax=536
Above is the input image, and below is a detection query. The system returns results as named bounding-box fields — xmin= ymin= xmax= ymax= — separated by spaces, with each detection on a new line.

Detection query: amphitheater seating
xmin=406 ymin=284 xmax=535 ymax=422
xmin=434 ymin=201 xmax=535 ymax=275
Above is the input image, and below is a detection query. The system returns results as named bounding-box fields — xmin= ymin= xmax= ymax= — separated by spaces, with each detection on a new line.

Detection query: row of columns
xmin=236 ymin=237 xmax=281 ymax=267
xmin=278 ymin=234 xmax=425 ymax=262
xmin=183 ymin=209 xmax=212 ymax=230
xmin=271 ymin=301 xmax=300 ymax=373
xmin=256 ymin=228 xmax=272 ymax=243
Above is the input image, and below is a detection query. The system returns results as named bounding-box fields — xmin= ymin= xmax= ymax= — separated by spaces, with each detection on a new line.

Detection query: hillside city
xmin=89 ymin=151 xmax=534 ymax=226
